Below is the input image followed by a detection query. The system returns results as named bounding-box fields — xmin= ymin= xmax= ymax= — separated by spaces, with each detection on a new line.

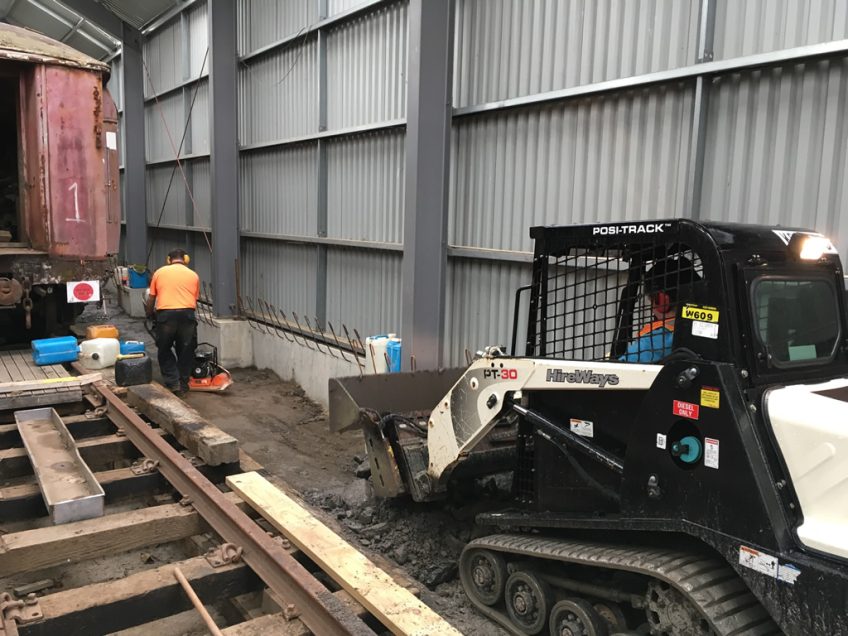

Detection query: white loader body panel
xmin=766 ymin=378 xmax=848 ymax=560
xmin=427 ymin=356 xmax=661 ymax=478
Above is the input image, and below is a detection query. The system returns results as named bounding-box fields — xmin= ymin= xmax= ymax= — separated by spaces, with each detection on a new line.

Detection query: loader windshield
xmin=752 ymin=277 xmax=841 ymax=367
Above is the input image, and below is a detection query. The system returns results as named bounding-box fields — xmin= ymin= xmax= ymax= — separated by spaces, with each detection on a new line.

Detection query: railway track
xmin=0 ymin=361 xmax=434 ymax=636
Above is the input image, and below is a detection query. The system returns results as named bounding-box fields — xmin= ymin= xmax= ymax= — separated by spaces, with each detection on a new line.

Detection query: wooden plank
xmin=0 ymin=388 xmax=83 ymax=412
xmin=0 ymin=372 xmax=101 ymax=394
xmin=227 ymin=471 xmax=462 ymax=636
xmin=222 ymin=613 xmax=304 ymax=636
xmin=0 ymin=491 xmax=249 ymax=577
xmin=18 ymin=555 xmax=261 ymax=636
xmin=127 ymin=382 xmax=239 ymax=466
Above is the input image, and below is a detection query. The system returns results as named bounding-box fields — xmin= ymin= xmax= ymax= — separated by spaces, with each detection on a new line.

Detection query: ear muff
xmin=653 ymin=291 xmax=672 ymax=315
xmin=166 ymin=254 xmax=191 ymax=265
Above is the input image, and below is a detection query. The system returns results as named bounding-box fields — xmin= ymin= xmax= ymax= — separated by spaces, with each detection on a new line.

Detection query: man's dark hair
xmin=645 ymin=255 xmax=701 ymax=303
xmin=168 ymin=249 xmax=188 ymax=263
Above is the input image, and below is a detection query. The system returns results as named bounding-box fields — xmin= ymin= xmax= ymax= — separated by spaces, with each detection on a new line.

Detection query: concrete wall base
xmin=250 ymin=329 xmax=361 ymax=408
xmin=198 ymin=318 xmax=253 ymax=369
xmin=118 ymin=285 xmax=147 ymax=318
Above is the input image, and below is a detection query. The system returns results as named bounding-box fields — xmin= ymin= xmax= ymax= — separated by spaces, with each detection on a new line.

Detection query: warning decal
xmin=739 ymin=546 xmax=801 ymax=585
xmin=681 ymin=304 xmax=720 ymax=323
xmin=704 ymin=437 xmax=719 ymax=469
xmin=700 ymin=387 xmax=720 ymax=409
xmin=673 ymin=400 xmax=699 ymax=420
xmin=569 ymin=419 xmax=594 ymax=438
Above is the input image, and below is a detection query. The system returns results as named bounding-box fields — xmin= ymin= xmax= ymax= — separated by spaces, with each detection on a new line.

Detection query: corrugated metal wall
xmin=140 ymin=1 xmax=212 ymax=282
xmin=121 ymin=0 xmax=848 ymax=367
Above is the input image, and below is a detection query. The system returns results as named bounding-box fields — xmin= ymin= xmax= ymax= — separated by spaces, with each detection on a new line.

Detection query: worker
xmin=621 ymin=256 xmax=700 ymax=363
xmin=145 ymin=249 xmax=199 ymax=394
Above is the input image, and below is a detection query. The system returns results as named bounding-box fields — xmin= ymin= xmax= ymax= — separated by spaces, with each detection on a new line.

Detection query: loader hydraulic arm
xmin=425 ymin=351 xmax=661 ymax=483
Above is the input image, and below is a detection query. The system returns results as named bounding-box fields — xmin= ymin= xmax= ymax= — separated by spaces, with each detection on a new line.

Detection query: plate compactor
xmin=330 ymin=220 xmax=848 ymax=635
xmin=188 ymin=343 xmax=233 ymax=392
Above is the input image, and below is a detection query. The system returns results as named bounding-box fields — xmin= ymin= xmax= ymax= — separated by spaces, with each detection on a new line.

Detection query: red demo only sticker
xmin=673 ymin=400 xmax=700 ymax=420
xmin=67 ymin=281 xmax=100 ymax=303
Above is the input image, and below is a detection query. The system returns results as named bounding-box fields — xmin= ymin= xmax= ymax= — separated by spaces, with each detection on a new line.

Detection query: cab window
xmin=752 ymin=277 xmax=841 ymax=367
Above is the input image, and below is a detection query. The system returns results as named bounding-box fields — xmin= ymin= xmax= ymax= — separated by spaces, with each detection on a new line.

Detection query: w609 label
xmin=681 ymin=304 xmax=719 ymax=323
xmin=483 ymin=368 xmax=518 ymax=380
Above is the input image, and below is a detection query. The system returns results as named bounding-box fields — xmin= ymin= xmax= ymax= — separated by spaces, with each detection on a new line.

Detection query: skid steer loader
xmin=329 ymin=220 xmax=848 ymax=635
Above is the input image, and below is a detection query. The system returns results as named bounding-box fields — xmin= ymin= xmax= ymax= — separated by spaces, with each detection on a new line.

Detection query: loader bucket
xmin=329 ymin=369 xmax=466 ymax=499
xmin=328 ymin=368 xmax=465 ymax=433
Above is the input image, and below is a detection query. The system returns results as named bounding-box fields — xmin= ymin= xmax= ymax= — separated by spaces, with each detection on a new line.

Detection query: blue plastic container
xmin=120 ymin=340 xmax=146 ymax=355
xmin=387 ymin=338 xmax=402 ymax=373
xmin=128 ymin=266 xmax=148 ymax=289
xmin=32 ymin=336 xmax=79 ymax=366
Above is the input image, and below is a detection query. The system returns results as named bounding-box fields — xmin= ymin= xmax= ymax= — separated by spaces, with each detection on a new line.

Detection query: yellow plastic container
xmin=85 ymin=324 xmax=120 ymax=340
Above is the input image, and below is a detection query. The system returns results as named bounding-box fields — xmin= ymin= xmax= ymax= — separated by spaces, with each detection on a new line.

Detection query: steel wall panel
xmin=240 ymin=239 xmax=318 ymax=316
xmin=143 ymin=18 xmax=181 ymax=96
xmin=190 ymin=233 xmax=212 ymax=283
xmin=146 ymin=165 xmax=187 ymax=226
xmin=189 ymin=80 xmax=210 ymax=154
xmin=714 ymin=0 xmax=848 ymax=60
xmin=453 ymin=0 xmax=697 ymax=108
xmin=240 ymin=144 xmax=318 ymax=236
xmin=188 ymin=1 xmax=210 ymax=78
xmin=236 ymin=0 xmax=316 ymax=56
xmin=443 ymin=258 xmax=532 ymax=366
xmin=144 ymin=92 xmax=183 ymax=162
xmin=328 ymin=0 xmax=368 ymax=17
xmin=326 ymin=247 xmax=402 ymax=335
xmin=108 ymin=56 xmax=123 ymax=111
xmin=327 ymin=130 xmax=405 ymax=243
xmin=326 ymin=1 xmax=408 ymax=128
xmin=190 ymin=159 xmax=212 ymax=228
xmin=238 ymin=37 xmax=318 ymax=145
xmin=450 ymin=82 xmax=693 ymax=253
xmin=701 ymin=58 xmax=848 ymax=257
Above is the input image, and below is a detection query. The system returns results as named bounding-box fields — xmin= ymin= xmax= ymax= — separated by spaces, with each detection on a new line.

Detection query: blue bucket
xmin=128 ymin=266 xmax=148 ymax=289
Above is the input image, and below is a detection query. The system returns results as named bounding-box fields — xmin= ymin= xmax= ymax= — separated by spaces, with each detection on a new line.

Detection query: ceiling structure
xmin=0 ymin=0 xmax=195 ymax=59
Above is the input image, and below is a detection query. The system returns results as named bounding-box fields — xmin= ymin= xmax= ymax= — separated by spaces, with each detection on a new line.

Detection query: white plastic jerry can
xmin=79 ymin=337 xmax=121 ymax=369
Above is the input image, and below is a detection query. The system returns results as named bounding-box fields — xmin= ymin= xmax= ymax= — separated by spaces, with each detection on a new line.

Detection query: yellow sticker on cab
xmin=681 ymin=304 xmax=720 ymax=323
xmin=701 ymin=387 xmax=720 ymax=409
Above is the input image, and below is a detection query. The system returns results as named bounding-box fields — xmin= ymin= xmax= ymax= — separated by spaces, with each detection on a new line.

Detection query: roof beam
xmin=59 ymin=0 xmax=124 ymax=40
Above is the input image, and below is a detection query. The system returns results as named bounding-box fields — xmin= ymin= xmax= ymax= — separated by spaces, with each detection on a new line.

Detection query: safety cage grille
xmin=528 ymin=243 xmax=704 ymax=363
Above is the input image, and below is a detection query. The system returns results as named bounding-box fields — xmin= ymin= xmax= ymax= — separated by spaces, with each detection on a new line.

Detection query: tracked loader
xmin=329 ymin=220 xmax=848 ymax=635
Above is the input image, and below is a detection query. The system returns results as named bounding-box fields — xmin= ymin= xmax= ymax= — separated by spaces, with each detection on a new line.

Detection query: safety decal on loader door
xmin=739 ymin=546 xmax=801 ymax=585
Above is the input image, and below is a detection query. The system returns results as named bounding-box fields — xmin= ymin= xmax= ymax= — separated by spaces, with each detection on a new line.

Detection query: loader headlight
xmin=789 ymin=233 xmax=832 ymax=261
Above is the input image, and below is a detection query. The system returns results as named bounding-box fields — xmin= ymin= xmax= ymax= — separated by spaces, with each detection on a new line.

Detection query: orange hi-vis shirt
xmin=149 ymin=263 xmax=200 ymax=310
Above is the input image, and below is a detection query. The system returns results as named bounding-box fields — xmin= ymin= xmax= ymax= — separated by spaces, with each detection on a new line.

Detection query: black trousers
xmin=155 ymin=309 xmax=197 ymax=390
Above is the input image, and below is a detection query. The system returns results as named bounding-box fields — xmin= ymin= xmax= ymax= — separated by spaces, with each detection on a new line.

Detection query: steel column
xmin=316 ymin=0 xmax=329 ymax=329
xmin=121 ymin=24 xmax=148 ymax=265
xmin=401 ymin=0 xmax=454 ymax=370
xmin=685 ymin=0 xmax=717 ymax=220
xmin=207 ymin=0 xmax=239 ymax=316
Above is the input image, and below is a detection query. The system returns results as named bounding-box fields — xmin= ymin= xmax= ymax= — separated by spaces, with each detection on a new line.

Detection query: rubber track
xmin=463 ymin=534 xmax=783 ymax=636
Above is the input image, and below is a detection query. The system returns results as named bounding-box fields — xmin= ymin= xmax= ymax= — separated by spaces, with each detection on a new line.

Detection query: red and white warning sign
xmin=672 ymin=400 xmax=700 ymax=420
xmin=66 ymin=280 xmax=100 ymax=303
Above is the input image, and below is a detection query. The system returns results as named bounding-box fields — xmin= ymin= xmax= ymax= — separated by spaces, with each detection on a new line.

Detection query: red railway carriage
xmin=0 ymin=23 xmax=120 ymax=340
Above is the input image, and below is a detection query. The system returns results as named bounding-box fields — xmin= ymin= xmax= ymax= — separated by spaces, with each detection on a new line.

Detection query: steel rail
xmin=92 ymin=382 xmax=375 ymax=636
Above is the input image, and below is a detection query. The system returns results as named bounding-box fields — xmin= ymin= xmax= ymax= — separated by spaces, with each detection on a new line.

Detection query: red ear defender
xmin=653 ymin=291 xmax=672 ymax=315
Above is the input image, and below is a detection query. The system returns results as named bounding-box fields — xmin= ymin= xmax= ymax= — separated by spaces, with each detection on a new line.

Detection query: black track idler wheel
xmin=592 ymin=601 xmax=628 ymax=633
xmin=459 ymin=548 xmax=507 ymax=606
xmin=645 ymin=580 xmax=712 ymax=635
xmin=505 ymin=570 xmax=552 ymax=635
xmin=549 ymin=598 xmax=609 ymax=636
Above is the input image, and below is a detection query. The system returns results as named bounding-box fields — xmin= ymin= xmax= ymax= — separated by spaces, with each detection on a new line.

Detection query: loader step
xmin=461 ymin=534 xmax=782 ymax=636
